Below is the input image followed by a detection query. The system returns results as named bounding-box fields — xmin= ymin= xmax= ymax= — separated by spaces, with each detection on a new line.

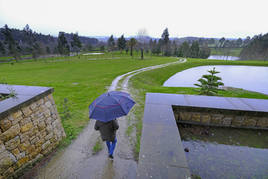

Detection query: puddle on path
xmin=178 ymin=125 xmax=268 ymax=179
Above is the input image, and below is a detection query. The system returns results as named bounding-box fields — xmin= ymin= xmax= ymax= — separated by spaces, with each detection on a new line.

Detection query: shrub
xmin=194 ymin=67 xmax=224 ymax=96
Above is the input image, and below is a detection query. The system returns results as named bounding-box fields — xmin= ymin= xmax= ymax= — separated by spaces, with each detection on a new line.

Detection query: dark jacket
xmin=94 ymin=119 xmax=119 ymax=141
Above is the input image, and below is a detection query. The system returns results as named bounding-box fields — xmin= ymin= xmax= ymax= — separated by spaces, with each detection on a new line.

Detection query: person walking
xmin=94 ymin=119 xmax=119 ymax=159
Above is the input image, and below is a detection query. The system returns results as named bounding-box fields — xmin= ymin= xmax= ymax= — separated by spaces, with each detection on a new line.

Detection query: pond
xmin=163 ymin=65 xmax=268 ymax=95
xmin=207 ymin=55 xmax=240 ymax=60
xmin=178 ymin=125 xmax=268 ymax=179
xmin=83 ymin=53 xmax=104 ymax=55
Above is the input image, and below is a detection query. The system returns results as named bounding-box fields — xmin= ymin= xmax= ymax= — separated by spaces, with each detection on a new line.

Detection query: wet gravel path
xmin=26 ymin=58 xmax=186 ymax=179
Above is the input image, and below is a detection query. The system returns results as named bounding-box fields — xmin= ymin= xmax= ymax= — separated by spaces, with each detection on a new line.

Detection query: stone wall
xmin=173 ymin=106 xmax=268 ymax=129
xmin=0 ymin=93 xmax=65 ymax=178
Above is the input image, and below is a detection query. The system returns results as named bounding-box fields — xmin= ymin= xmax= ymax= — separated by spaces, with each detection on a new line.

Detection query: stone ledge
xmin=0 ymin=85 xmax=65 ymax=178
xmin=0 ymin=85 xmax=53 ymax=119
xmin=173 ymin=106 xmax=268 ymax=130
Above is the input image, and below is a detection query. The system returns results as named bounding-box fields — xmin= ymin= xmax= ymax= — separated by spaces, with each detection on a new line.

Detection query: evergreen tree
xmin=107 ymin=35 xmax=115 ymax=52
xmin=0 ymin=41 xmax=5 ymax=56
xmin=23 ymin=24 xmax=40 ymax=59
xmin=190 ymin=41 xmax=200 ymax=58
xmin=172 ymin=40 xmax=178 ymax=56
xmin=161 ymin=28 xmax=170 ymax=56
xmin=85 ymin=43 xmax=93 ymax=51
xmin=243 ymin=36 xmax=251 ymax=47
xmin=46 ymin=46 xmax=51 ymax=54
xmin=240 ymin=33 xmax=268 ymax=60
xmin=0 ymin=24 xmax=99 ymax=57
xmin=180 ymin=41 xmax=190 ymax=57
xmin=151 ymin=39 xmax=157 ymax=55
xmin=53 ymin=46 xmax=58 ymax=54
xmin=128 ymin=38 xmax=137 ymax=57
xmin=117 ymin=35 xmax=126 ymax=53
xmin=125 ymin=47 xmax=129 ymax=54
xmin=194 ymin=67 xmax=224 ymax=96
xmin=23 ymin=24 xmax=33 ymax=46
xmin=57 ymin=32 xmax=70 ymax=56
xmin=1 ymin=24 xmax=21 ymax=61
xmin=100 ymin=45 xmax=105 ymax=51
xmin=236 ymin=38 xmax=243 ymax=47
xmin=71 ymin=33 xmax=82 ymax=55
xmin=161 ymin=28 xmax=169 ymax=45
xmin=148 ymin=38 xmax=155 ymax=55
xmin=199 ymin=45 xmax=211 ymax=59
xmin=32 ymin=42 xmax=42 ymax=59
xmin=151 ymin=39 xmax=161 ymax=55
xmin=219 ymin=37 xmax=225 ymax=47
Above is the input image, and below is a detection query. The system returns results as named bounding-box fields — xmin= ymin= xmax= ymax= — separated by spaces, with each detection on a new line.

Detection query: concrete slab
xmin=145 ymin=93 xmax=188 ymax=106
xmin=139 ymin=123 xmax=188 ymax=168
xmin=137 ymin=161 xmax=190 ymax=179
xmin=0 ymin=84 xmax=52 ymax=96
xmin=143 ymin=104 xmax=177 ymax=126
xmin=138 ymin=96 xmax=191 ymax=178
xmin=240 ymin=98 xmax=268 ymax=112
xmin=224 ymin=97 xmax=255 ymax=111
xmin=146 ymin=93 xmax=268 ymax=113
xmin=185 ymin=95 xmax=234 ymax=110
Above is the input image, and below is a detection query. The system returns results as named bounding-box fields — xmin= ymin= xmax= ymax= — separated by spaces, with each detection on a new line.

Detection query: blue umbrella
xmin=89 ymin=91 xmax=135 ymax=122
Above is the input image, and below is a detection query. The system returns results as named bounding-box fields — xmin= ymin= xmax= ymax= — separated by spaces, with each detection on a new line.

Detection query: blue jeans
xmin=106 ymin=138 xmax=117 ymax=156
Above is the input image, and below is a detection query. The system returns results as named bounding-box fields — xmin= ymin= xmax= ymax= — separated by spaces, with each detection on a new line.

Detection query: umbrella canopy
xmin=89 ymin=91 xmax=135 ymax=122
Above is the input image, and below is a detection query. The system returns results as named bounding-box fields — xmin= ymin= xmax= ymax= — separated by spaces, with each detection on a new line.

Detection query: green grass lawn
xmin=0 ymin=52 xmax=177 ymax=145
xmin=210 ymin=48 xmax=242 ymax=57
xmin=129 ymin=58 xmax=268 ymax=156
xmin=0 ymin=54 xmax=32 ymax=61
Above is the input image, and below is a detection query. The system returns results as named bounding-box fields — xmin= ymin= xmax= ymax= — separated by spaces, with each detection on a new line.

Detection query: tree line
xmin=1 ymin=24 xmax=264 ymax=61
xmin=105 ymin=28 xmax=211 ymax=59
xmin=0 ymin=24 xmax=98 ymax=60
xmin=239 ymin=33 xmax=268 ymax=60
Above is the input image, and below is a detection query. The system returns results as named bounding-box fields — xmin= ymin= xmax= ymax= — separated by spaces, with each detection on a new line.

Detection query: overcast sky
xmin=0 ymin=0 xmax=267 ymax=38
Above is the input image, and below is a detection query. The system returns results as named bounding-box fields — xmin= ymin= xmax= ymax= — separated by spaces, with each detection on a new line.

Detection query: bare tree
xmin=128 ymin=38 xmax=137 ymax=57
xmin=137 ymin=28 xmax=148 ymax=59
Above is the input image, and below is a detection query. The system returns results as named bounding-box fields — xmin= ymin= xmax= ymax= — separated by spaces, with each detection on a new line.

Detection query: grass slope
xmin=210 ymin=48 xmax=242 ymax=57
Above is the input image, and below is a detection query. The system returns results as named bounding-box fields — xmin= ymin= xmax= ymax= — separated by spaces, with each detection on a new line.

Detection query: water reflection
xmin=183 ymin=141 xmax=268 ymax=179
xmin=102 ymin=159 xmax=116 ymax=179
xmin=207 ymin=55 xmax=239 ymax=60
xmin=179 ymin=125 xmax=268 ymax=179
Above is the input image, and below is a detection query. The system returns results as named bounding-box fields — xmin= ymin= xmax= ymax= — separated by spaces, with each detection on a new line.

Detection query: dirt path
xmin=27 ymin=58 xmax=186 ymax=179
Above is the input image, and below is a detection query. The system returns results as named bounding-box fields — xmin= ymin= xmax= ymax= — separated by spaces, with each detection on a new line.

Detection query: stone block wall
xmin=0 ymin=94 xmax=65 ymax=178
xmin=173 ymin=106 xmax=268 ymax=129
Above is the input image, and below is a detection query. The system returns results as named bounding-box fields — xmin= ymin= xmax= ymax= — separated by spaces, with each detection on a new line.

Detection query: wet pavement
xmin=23 ymin=116 xmax=136 ymax=179
xmin=23 ymin=59 xmax=186 ymax=179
